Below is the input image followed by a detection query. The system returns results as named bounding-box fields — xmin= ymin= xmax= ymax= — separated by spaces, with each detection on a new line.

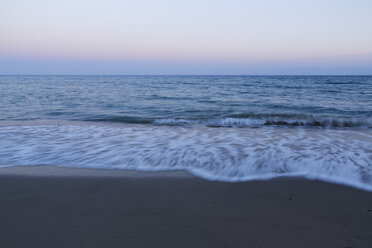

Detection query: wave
xmin=82 ymin=114 xmax=372 ymax=128
xmin=154 ymin=116 xmax=372 ymax=128
xmin=0 ymin=122 xmax=371 ymax=191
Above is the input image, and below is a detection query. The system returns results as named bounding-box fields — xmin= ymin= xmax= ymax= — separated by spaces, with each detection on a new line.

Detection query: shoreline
xmin=0 ymin=165 xmax=194 ymax=178
xmin=1 ymin=165 xmax=371 ymax=192
xmin=1 ymin=166 xmax=372 ymax=247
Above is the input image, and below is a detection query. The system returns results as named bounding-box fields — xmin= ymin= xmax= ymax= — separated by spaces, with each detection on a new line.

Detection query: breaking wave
xmin=83 ymin=115 xmax=372 ymax=128
xmin=152 ymin=115 xmax=371 ymax=128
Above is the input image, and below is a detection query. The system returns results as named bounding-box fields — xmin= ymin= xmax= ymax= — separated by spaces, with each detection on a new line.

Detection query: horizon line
xmin=1 ymin=74 xmax=372 ymax=76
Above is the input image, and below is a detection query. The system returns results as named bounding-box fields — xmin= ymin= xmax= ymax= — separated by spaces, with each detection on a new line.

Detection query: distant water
xmin=0 ymin=76 xmax=371 ymax=190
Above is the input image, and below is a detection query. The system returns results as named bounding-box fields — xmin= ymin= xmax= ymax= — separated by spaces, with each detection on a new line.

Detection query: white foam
xmin=0 ymin=122 xmax=371 ymax=191
xmin=153 ymin=116 xmax=372 ymax=128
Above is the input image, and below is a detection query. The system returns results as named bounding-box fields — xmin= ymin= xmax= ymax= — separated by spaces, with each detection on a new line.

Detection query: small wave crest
xmin=153 ymin=116 xmax=372 ymax=128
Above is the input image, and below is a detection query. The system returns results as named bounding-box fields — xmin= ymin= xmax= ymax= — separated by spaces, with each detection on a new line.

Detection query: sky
xmin=1 ymin=0 xmax=372 ymax=75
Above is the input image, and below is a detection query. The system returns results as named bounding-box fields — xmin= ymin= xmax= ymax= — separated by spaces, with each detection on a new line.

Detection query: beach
xmin=1 ymin=166 xmax=371 ymax=248
xmin=1 ymin=0 xmax=372 ymax=246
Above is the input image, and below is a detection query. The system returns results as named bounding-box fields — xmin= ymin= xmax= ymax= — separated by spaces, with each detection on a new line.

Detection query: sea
xmin=0 ymin=75 xmax=371 ymax=190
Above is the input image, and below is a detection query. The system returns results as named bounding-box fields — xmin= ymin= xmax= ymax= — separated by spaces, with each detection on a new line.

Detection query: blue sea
xmin=0 ymin=75 xmax=371 ymax=190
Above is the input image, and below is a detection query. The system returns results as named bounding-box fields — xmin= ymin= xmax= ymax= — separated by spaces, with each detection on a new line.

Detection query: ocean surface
xmin=0 ymin=75 xmax=371 ymax=190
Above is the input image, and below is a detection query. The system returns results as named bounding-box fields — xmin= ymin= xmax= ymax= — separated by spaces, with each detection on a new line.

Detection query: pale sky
xmin=1 ymin=0 xmax=372 ymax=74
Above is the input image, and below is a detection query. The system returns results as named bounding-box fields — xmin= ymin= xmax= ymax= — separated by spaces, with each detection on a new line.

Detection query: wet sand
xmin=0 ymin=166 xmax=371 ymax=248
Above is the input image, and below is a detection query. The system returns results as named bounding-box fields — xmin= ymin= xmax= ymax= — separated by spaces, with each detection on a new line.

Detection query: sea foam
xmin=0 ymin=122 xmax=371 ymax=191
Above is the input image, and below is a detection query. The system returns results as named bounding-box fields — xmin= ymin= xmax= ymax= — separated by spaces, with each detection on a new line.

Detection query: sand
xmin=0 ymin=166 xmax=371 ymax=248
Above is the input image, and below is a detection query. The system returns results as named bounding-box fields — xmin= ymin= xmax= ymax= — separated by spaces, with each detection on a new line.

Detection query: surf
xmin=0 ymin=121 xmax=371 ymax=191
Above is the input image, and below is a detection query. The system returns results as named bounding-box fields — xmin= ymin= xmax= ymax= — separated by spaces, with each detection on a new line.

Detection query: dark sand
xmin=0 ymin=166 xmax=371 ymax=248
